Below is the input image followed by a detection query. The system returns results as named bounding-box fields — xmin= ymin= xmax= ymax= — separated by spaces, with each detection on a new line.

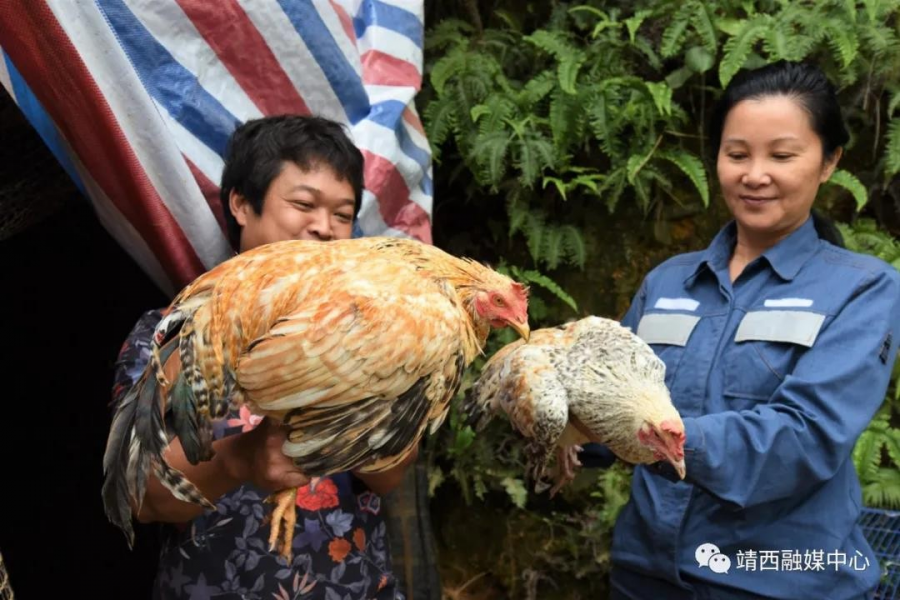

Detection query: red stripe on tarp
xmin=184 ymin=156 xmax=227 ymax=235
xmin=362 ymin=150 xmax=431 ymax=243
xmin=175 ymin=0 xmax=311 ymax=116
xmin=402 ymin=106 xmax=425 ymax=136
xmin=0 ymin=0 xmax=207 ymax=287
xmin=328 ymin=0 xmax=357 ymax=45
xmin=361 ymin=50 xmax=421 ymax=89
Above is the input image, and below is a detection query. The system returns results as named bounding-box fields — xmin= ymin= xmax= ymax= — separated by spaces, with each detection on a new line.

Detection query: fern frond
xmin=862 ymin=468 xmax=900 ymax=509
xmin=659 ymin=150 xmax=709 ymax=206
xmin=431 ymin=46 xmax=470 ymax=95
xmin=854 ymin=428 xmax=885 ymax=481
xmin=719 ymin=15 xmax=772 ymax=87
xmin=823 ymin=19 xmax=861 ymax=69
xmin=510 ymin=267 xmax=578 ymax=312
xmin=691 ymin=1 xmax=718 ymax=53
xmin=645 ymin=81 xmax=673 ymax=116
xmin=885 ymin=118 xmax=900 ymax=179
xmin=549 ymin=88 xmax=586 ymax=148
xmin=561 ymin=224 xmax=587 ymax=268
xmin=521 ymin=70 xmax=557 ymax=105
xmin=599 ymin=167 xmax=628 ymax=212
xmin=425 ymin=19 xmax=474 ymax=51
xmin=632 ymin=35 xmax=663 ymax=71
xmin=542 ymin=227 xmax=564 ymax=270
xmin=470 ymin=130 xmax=512 ymax=188
xmin=660 ymin=3 xmax=692 ymax=58
xmin=625 ymin=10 xmax=652 ymax=44
xmin=423 ymin=96 xmax=457 ymax=161
xmin=827 ymin=169 xmax=869 ymax=212
xmin=514 ymin=132 xmax=556 ymax=187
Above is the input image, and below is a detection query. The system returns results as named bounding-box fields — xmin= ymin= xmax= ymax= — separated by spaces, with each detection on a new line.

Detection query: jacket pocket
xmin=723 ymin=310 xmax=824 ymax=407
xmin=637 ymin=313 xmax=700 ymax=388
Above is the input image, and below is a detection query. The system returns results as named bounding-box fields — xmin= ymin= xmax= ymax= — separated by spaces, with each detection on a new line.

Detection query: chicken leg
xmin=549 ymin=444 xmax=583 ymax=498
xmin=265 ymin=488 xmax=298 ymax=560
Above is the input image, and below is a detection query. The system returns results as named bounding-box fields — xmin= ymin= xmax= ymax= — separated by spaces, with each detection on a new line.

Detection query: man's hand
xmin=226 ymin=417 xmax=309 ymax=492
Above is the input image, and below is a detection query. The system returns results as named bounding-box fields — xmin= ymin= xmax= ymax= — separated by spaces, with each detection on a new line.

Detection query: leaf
xmin=430 ymin=48 xmax=468 ymax=96
xmin=559 ymin=54 xmax=587 ymax=95
xmin=685 ymin=46 xmax=715 ymax=73
xmin=428 ymin=465 xmax=446 ymax=496
xmin=325 ymin=587 xmax=345 ymax=600
xmin=627 ymin=154 xmax=646 ymax=184
xmin=542 ymin=227 xmax=563 ymax=270
xmin=242 ymin=515 xmax=259 ymax=538
xmin=471 ymin=130 xmax=512 ymax=187
xmin=658 ymin=149 xmax=710 ymax=206
xmin=691 ymin=1 xmax=718 ymax=53
xmin=827 ymin=169 xmax=869 ymax=212
xmin=715 ymin=17 xmax=744 ymax=36
xmin=274 ymin=583 xmax=290 ymax=600
xmin=886 ymin=429 xmax=900 ymax=467
xmin=823 ymin=19 xmax=860 ymax=68
xmin=719 ymin=16 xmax=771 ymax=87
xmin=888 ymin=88 xmax=900 ymax=117
xmin=501 ymin=477 xmax=529 ymax=508
xmin=625 ymin=10 xmax=652 ymax=44
xmin=666 ymin=66 xmax=693 ymax=90
xmin=853 ymin=429 xmax=882 ymax=481
xmin=645 ymin=81 xmax=673 ymax=116
xmin=470 ymin=105 xmax=493 ymax=124
xmin=661 ymin=8 xmax=690 ymax=58
xmin=885 ymin=119 xmax=900 ymax=179
xmin=510 ymin=267 xmax=578 ymax=312
xmin=543 ymin=176 xmax=568 ymax=201
xmin=515 ymin=133 xmax=555 ymax=187
xmin=561 ymin=225 xmax=587 ymax=268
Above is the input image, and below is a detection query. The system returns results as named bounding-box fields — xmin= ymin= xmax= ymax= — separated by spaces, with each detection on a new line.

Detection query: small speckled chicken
xmin=466 ymin=316 xmax=685 ymax=496
xmin=102 ymin=236 xmax=529 ymax=558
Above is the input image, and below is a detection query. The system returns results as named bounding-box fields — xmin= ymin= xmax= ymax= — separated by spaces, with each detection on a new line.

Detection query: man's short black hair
xmin=220 ymin=115 xmax=365 ymax=251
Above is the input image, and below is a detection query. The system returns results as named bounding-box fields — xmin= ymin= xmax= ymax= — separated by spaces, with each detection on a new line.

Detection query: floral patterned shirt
xmin=112 ymin=309 xmax=402 ymax=600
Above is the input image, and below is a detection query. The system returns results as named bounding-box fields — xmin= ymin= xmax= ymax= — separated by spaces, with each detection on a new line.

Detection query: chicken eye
xmin=493 ymin=296 xmax=506 ymax=307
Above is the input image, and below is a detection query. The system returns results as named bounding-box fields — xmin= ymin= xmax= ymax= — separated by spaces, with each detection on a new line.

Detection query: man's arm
xmin=352 ymin=445 xmax=420 ymax=496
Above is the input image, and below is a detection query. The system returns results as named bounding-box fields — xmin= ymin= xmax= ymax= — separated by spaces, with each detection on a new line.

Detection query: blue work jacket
xmin=584 ymin=216 xmax=900 ymax=600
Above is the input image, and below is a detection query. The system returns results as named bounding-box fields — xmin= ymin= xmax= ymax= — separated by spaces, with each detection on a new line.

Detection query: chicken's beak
xmin=668 ymin=457 xmax=687 ymax=480
xmin=510 ymin=319 xmax=530 ymax=342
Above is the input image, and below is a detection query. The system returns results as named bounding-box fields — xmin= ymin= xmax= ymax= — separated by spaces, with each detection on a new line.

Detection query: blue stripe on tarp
xmin=277 ymin=0 xmax=370 ymax=124
xmin=353 ymin=0 xmax=422 ymax=48
xmin=367 ymin=100 xmax=432 ymax=195
xmin=4 ymin=53 xmax=87 ymax=196
xmin=97 ymin=0 xmax=240 ymax=156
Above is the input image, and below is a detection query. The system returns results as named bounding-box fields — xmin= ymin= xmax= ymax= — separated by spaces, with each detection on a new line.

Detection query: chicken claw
xmin=549 ymin=444 xmax=583 ymax=498
xmin=265 ymin=488 xmax=299 ymax=560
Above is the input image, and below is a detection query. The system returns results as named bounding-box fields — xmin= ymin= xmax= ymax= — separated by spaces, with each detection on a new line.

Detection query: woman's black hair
xmin=710 ymin=60 xmax=849 ymax=247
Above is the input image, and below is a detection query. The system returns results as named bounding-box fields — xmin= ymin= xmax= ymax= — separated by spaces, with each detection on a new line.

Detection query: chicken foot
xmin=265 ymin=487 xmax=299 ymax=561
xmin=549 ymin=444 xmax=583 ymax=498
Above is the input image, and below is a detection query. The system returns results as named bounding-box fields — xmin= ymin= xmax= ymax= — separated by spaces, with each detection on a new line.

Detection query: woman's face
xmin=717 ymin=95 xmax=841 ymax=243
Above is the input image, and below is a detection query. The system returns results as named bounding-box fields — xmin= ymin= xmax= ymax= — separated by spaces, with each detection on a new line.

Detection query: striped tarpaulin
xmin=0 ymin=0 xmax=433 ymax=296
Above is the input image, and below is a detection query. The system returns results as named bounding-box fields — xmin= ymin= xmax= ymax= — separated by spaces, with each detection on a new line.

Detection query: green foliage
xmin=839 ymin=219 xmax=900 ymax=509
xmin=422 ymin=2 xmax=900 ymax=596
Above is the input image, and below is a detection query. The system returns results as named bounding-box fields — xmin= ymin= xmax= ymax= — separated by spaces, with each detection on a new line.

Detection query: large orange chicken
xmin=102 ymin=237 xmax=529 ymax=557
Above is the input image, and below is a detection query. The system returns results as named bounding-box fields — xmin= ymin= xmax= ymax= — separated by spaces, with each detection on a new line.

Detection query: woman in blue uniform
xmin=586 ymin=61 xmax=900 ymax=599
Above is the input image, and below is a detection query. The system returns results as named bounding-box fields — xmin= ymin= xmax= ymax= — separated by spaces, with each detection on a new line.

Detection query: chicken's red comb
xmin=660 ymin=420 xmax=686 ymax=443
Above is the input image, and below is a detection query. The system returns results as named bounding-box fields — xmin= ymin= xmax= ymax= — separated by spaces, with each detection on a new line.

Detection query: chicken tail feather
xmin=102 ymin=315 xmax=214 ymax=548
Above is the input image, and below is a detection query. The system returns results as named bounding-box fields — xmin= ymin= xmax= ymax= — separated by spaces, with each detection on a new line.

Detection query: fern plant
xmin=840 ymin=219 xmax=900 ymax=508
